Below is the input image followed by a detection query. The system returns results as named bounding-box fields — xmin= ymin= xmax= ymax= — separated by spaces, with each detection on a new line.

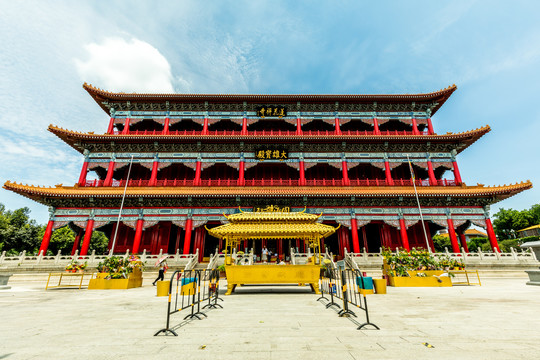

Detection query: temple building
xmin=3 ymin=83 xmax=532 ymax=259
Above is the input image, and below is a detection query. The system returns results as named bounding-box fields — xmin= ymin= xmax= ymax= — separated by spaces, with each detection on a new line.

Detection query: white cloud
xmin=75 ymin=37 xmax=174 ymax=93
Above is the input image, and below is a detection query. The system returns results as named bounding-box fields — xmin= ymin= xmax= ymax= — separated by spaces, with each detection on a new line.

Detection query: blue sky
xmin=1 ymin=0 xmax=539 ymax=224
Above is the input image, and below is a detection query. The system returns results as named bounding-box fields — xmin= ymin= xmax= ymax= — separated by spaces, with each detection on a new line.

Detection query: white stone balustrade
xmin=0 ymin=248 xmax=198 ymax=271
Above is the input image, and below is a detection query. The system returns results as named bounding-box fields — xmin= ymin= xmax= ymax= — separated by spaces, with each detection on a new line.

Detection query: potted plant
xmin=65 ymin=259 xmax=83 ymax=273
xmin=217 ymin=264 xmax=226 ymax=278
xmin=89 ymin=255 xmax=146 ymax=290
xmin=320 ymin=259 xmax=334 ymax=279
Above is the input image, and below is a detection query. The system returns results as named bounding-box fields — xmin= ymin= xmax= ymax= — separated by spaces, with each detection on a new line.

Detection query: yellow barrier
xmin=373 ymin=279 xmax=387 ymax=294
xmin=156 ymin=280 xmax=170 ymax=297
xmin=225 ymin=264 xmax=320 ymax=295
xmin=181 ymin=282 xmax=197 ymax=295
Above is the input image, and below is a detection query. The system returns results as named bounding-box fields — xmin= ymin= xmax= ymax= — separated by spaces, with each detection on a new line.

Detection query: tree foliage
xmin=493 ymin=203 xmax=540 ymax=240
xmin=0 ymin=204 xmax=43 ymax=255
xmin=1 ymin=203 xmax=110 ymax=255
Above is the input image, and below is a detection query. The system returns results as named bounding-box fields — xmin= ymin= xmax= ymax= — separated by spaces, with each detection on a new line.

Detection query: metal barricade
xmin=154 ymin=269 xmax=222 ymax=336
xmin=318 ymin=269 xmax=379 ymax=330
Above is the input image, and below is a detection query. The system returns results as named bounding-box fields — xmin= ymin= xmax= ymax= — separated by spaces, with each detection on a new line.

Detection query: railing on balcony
xmin=82 ymin=178 xmax=457 ymax=187
xmin=111 ymin=129 xmax=430 ymax=136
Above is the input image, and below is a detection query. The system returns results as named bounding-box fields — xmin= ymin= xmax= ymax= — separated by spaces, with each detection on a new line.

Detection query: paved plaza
xmin=1 ymin=271 xmax=539 ymax=359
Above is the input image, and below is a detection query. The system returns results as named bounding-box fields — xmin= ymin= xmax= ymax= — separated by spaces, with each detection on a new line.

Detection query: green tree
xmin=89 ymin=231 xmax=110 ymax=255
xmin=0 ymin=204 xmax=43 ymax=254
xmin=38 ymin=226 xmax=110 ymax=255
xmin=432 ymin=234 xmax=451 ymax=252
xmin=493 ymin=208 xmax=535 ymax=240
xmin=528 ymin=204 xmax=540 ymax=226
xmin=467 ymin=237 xmax=489 ymax=252
xmin=39 ymin=225 xmax=75 ymax=255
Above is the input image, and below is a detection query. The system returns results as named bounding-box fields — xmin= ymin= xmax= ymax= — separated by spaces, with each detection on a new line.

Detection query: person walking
xmin=153 ymin=262 xmax=168 ymax=285
xmin=262 ymin=247 xmax=268 ymax=264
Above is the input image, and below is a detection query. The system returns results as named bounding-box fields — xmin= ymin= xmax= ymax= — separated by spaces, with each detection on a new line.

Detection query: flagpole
xmin=407 ymin=154 xmax=432 ymax=253
xmin=109 ymin=155 xmax=134 ymax=256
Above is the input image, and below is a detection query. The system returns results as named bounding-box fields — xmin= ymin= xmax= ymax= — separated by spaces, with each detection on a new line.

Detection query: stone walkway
xmin=1 ymin=272 xmax=539 ymax=359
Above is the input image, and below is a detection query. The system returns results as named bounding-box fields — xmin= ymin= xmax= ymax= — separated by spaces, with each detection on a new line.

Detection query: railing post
xmin=494 ymin=248 xmax=500 ymax=260
xmin=37 ymin=250 xmax=43 ymax=264
xmin=444 ymin=247 xmax=450 ymax=256
xmin=478 ymin=247 xmax=483 ymax=260
xmin=19 ymin=250 xmax=26 ymax=265
xmin=0 ymin=251 xmax=5 ymax=265
xmin=461 ymin=247 xmax=467 ymax=264
xmin=529 ymin=248 xmax=537 ymax=261
xmin=510 ymin=247 xmax=517 ymax=260
xmin=175 ymin=248 xmax=179 ymax=262
xmin=54 ymin=250 xmax=61 ymax=265
xmin=90 ymin=250 xmax=96 ymax=264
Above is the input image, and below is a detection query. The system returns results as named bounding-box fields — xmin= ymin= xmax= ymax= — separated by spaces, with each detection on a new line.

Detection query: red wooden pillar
xmin=238 ymin=160 xmax=245 ymax=185
xmin=446 ymin=218 xmax=460 ymax=253
xmin=183 ymin=218 xmax=193 ymax=254
xmin=296 ymin=239 xmax=300 ymax=251
xmin=107 ymin=117 xmax=115 ymax=134
xmin=39 ymin=220 xmax=55 ymax=255
xmin=350 ymin=218 xmax=360 ymax=253
xmin=320 ymin=237 xmax=325 ymax=252
xmin=485 ymin=218 xmax=500 ymax=252
xmin=122 ymin=118 xmax=130 ymax=134
xmin=149 ymin=160 xmax=158 ymax=186
xmin=411 ymin=118 xmax=420 ymax=135
xmin=80 ymin=219 xmax=95 ymax=255
xmin=424 ymin=221 xmax=435 ymax=252
xmin=334 ymin=117 xmax=341 ymax=135
xmin=296 ymin=117 xmax=302 ymax=135
xmin=132 ymin=219 xmax=144 ymax=254
xmin=399 ymin=218 xmax=410 ymax=251
xmin=337 ymin=227 xmax=345 ymax=256
xmin=427 ymin=160 xmax=437 ymax=185
xmin=192 ymin=228 xmax=200 ymax=257
xmin=71 ymin=228 xmax=83 ymax=255
xmin=78 ymin=160 xmax=89 ymax=186
xmin=194 ymin=160 xmax=202 ymax=185
xmin=427 ymin=118 xmax=434 ymax=135
xmin=104 ymin=160 xmax=115 ymax=186
xmin=242 ymin=117 xmax=247 ymax=135
xmin=458 ymin=231 xmax=469 ymax=253
xmin=373 ymin=117 xmax=381 ymax=135
xmin=278 ymin=239 xmax=283 ymax=258
xmin=198 ymin=228 xmax=206 ymax=262
xmin=202 ymin=117 xmax=209 ymax=135
xmin=341 ymin=161 xmax=350 ymax=185
xmin=452 ymin=161 xmax=462 ymax=184
xmin=384 ymin=161 xmax=394 ymax=185
xmin=299 ymin=160 xmax=306 ymax=185
xmin=361 ymin=226 xmax=368 ymax=252
xmin=163 ymin=117 xmax=170 ymax=135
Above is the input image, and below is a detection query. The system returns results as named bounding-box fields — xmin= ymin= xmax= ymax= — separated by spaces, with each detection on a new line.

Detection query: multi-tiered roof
xmin=4 ymin=84 xmax=532 ymax=208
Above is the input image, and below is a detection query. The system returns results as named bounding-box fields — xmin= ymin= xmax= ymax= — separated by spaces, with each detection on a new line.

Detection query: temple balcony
xmin=110 ymin=129 xmax=431 ymax=136
xmin=81 ymin=178 xmax=458 ymax=187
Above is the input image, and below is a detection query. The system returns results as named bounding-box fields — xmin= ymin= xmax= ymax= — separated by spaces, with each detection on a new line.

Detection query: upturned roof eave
xmin=47 ymin=124 xmax=490 ymax=155
xmin=3 ymin=180 xmax=532 ymax=206
xmin=83 ymin=83 xmax=457 ymax=116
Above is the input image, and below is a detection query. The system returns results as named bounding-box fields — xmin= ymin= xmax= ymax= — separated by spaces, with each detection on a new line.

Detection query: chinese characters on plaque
xmin=256 ymin=106 xmax=287 ymax=118
xmin=254 ymin=205 xmax=290 ymax=212
xmin=255 ymin=148 xmax=288 ymax=161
